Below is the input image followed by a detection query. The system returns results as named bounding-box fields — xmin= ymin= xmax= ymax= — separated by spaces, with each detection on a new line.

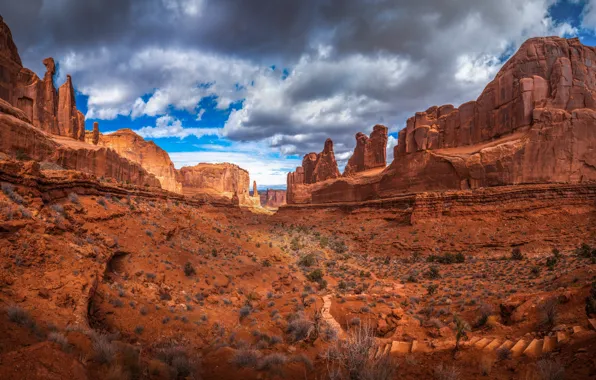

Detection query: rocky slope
xmin=86 ymin=128 xmax=182 ymax=193
xmin=287 ymin=36 xmax=596 ymax=205
xmin=176 ymin=163 xmax=260 ymax=207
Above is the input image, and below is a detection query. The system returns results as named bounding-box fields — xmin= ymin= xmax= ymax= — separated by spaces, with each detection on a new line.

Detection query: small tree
xmin=510 ymin=248 xmax=524 ymax=261
xmin=183 ymin=262 xmax=196 ymax=277
xmin=453 ymin=315 xmax=470 ymax=357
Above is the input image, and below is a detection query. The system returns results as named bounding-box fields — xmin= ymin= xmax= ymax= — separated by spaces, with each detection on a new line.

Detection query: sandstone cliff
xmin=287 ymin=138 xmax=341 ymax=203
xmin=86 ymin=128 xmax=182 ymax=193
xmin=287 ymin=36 xmax=596 ymax=204
xmin=344 ymin=124 xmax=388 ymax=176
xmin=176 ymin=163 xmax=260 ymax=207
xmin=259 ymin=189 xmax=286 ymax=208
xmin=0 ymin=99 xmax=160 ymax=188
xmin=0 ymin=17 xmax=85 ymax=140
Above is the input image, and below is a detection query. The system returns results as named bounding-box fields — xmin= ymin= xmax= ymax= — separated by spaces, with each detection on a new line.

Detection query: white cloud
xmin=132 ymin=115 xmax=221 ymax=139
xmin=169 ymin=148 xmax=301 ymax=187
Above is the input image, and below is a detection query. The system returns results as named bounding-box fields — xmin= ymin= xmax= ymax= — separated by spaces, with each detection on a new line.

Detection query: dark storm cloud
xmin=0 ymin=0 xmax=579 ymax=162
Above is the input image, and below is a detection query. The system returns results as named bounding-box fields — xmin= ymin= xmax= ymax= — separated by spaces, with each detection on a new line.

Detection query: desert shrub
xmin=93 ymin=334 xmax=116 ymax=364
xmin=298 ymin=253 xmax=316 ymax=267
xmin=6 ymin=305 xmax=33 ymax=327
xmin=324 ymin=324 xmax=395 ymax=380
xmin=496 ymin=347 xmax=512 ymax=361
xmin=427 ymin=284 xmax=438 ymax=295
xmin=330 ymin=240 xmax=348 ymax=254
xmin=536 ymin=359 xmax=565 ymax=380
xmin=158 ymin=346 xmax=193 ymax=378
xmin=474 ymin=303 xmax=493 ymax=328
xmin=262 ymin=259 xmax=271 ymax=267
xmin=434 ymin=363 xmax=460 ymax=380
xmin=538 ymin=297 xmax=559 ymax=328
xmin=510 ymin=248 xmax=524 ymax=261
xmin=306 ymin=268 xmax=323 ymax=282
xmin=239 ymin=305 xmax=252 ymax=320
xmin=145 ymin=229 xmax=153 ymax=237
xmin=68 ymin=193 xmax=80 ymax=204
xmin=286 ymin=318 xmax=314 ymax=342
xmin=134 ymin=325 xmax=144 ymax=335
xmin=575 ymin=243 xmax=595 ymax=258
xmin=426 ymin=266 xmax=440 ymax=279
xmin=258 ymin=353 xmax=288 ymax=374
xmin=546 ymin=256 xmax=558 ymax=270
xmin=183 ymin=262 xmax=196 ymax=276
xmin=427 ymin=252 xmax=464 ymax=264
xmin=48 ymin=332 xmax=70 ymax=351
xmin=2 ymin=183 xmax=24 ymax=204
xmin=586 ymin=282 xmax=596 ymax=317
xmin=230 ymin=349 xmax=261 ymax=368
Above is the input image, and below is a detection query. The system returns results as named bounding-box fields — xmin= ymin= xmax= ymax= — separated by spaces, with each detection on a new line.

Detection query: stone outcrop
xmin=91 ymin=122 xmax=99 ymax=145
xmin=57 ymin=75 xmax=85 ymax=141
xmin=287 ymin=36 xmax=596 ymax=205
xmin=258 ymin=189 xmax=287 ymax=208
xmin=86 ymin=128 xmax=182 ymax=193
xmin=287 ymin=138 xmax=341 ymax=203
xmin=344 ymin=125 xmax=388 ymax=176
xmin=176 ymin=163 xmax=259 ymax=207
xmin=253 ymin=181 xmax=258 ymax=196
xmin=0 ymin=99 xmax=160 ymax=188
xmin=0 ymin=17 xmax=85 ymax=140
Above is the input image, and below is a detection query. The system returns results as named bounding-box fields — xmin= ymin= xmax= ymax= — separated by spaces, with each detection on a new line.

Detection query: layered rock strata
xmin=287 ymin=36 xmax=596 ymax=204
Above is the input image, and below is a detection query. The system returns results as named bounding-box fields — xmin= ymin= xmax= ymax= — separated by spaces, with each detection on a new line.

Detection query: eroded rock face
xmin=0 ymin=100 xmax=160 ymax=188
xmin=287 ymin=36 xmax=596 ymax=204
xmin=176 ymin=163 xmax=258 ymax=207
xmin=397 ymin=37 xmax=596 ymax=155
xmin=287 ymin=139 xmax=341 ymax=203
xmin=259 ymin=189 xmax=287 ymax=208
xmin=88 ymin=129 xmax=182 ymax=193
xmin=0 ymin=17 xmax=85 ymax=140
xmin=344 ymin=125 xmax=388 ymax=176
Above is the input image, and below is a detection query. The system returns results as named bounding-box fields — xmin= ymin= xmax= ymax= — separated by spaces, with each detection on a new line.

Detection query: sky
xmin=3 ymin=0 xmax=596 ymax=188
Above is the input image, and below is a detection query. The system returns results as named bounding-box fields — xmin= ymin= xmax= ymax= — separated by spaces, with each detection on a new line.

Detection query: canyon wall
xmin=258 ymin=189 xmax=287 ymax=208
xmin=0 ymin=99 xmax=160 ymax=188
xmin=86 ymin=128 xmax=182 ymax=193
xmin=286 ymin=36 xmax=596 ymax=205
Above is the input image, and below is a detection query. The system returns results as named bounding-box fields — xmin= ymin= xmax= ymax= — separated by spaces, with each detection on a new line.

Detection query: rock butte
xmin=287 ymin=36 xmax=596 ymax=204
xmin=176 ymin=163 xmax=260 ymax=207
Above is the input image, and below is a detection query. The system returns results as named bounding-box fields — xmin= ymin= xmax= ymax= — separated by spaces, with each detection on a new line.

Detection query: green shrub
xmin=510 ymin=248 xmax=524 ymax=261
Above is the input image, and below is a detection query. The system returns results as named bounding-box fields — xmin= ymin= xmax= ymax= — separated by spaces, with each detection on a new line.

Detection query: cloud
xmin=169 ymin=147 xmax=302 ymax=186
xmin=131 ymin=115 xmax=221 ymax=139
xmin=0 ymin=0 xmax=581 ymax=185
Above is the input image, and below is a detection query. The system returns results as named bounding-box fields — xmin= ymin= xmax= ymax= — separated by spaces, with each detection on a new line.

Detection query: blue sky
xmin=6 ymin=0 xmax=596 ymax=188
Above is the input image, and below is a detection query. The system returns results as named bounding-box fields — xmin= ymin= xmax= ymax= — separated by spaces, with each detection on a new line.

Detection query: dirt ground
xmin=1 ymin=168 xmax=595 ymax=379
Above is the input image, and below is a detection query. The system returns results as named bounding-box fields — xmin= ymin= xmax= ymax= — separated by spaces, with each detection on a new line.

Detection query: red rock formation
xmin=57 ymin=75 xmax=85 ymax=141
xmin=344 ymin=125 xmax=388 ymax=176
xmin=287 ymin=36 xmax=596 ymax=205
xmin=0 ymin=17 xmax=85 ymax=141
xmin=176 ymin=163 xmax=259 ymax=207
xmin=259 ymin=189 xmax=287 ymax=208
xmin=91 ymin=122 xmax=99 ymax=145
xmin=0 ymin=99 xmax=160 ymax=188
xmin=313 ymin=139 xmax=341 ymax=182
xmin=287 ymin=138 xmax=341 ymax=203
xmin=86 ymin=128 xmax=182 ymax=193
xmin=253 ymin=180 xmax=258 ymax=196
